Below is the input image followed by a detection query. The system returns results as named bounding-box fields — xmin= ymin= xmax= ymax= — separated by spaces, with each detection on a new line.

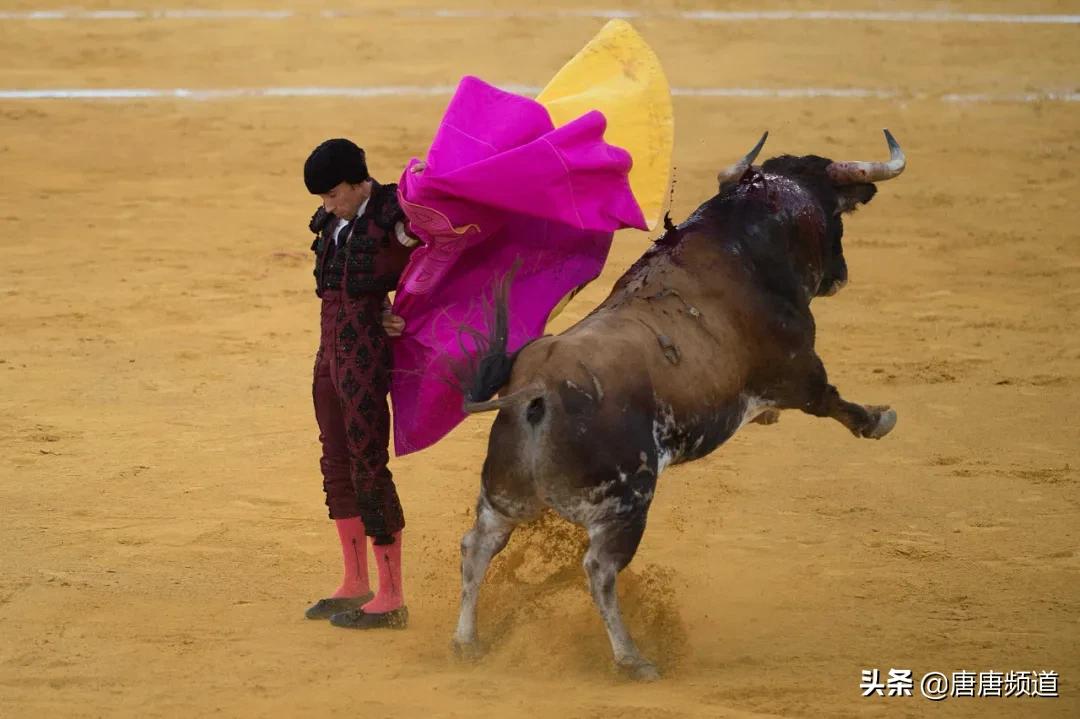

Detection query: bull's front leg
xmin=814 ymin=387 xmax=896 ymax=439
xmin=783 ymin=355 xmax=897 ymax=439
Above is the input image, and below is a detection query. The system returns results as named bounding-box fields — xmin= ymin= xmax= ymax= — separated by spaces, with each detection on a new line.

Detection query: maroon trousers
xmin=313 ymin=290 xmax=404 ymax=543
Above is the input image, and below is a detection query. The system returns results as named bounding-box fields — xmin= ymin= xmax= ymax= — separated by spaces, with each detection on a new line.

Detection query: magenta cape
xmin=390 ymin=76 xmax=646 ymax=456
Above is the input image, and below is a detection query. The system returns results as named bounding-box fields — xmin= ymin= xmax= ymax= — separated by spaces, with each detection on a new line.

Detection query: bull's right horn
xmin=717 ymin=131 xmax=768 ymax=190
xmin=826 ymin=129 xmax=907 ymax=185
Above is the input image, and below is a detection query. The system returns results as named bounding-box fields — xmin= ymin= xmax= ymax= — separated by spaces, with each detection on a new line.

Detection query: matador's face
xmin=320 ymin=179 xmax=372 ymax=221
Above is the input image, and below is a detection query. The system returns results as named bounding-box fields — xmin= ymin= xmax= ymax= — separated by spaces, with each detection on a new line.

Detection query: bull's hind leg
xmin=452 ymin=494 xmax=520 ymax=659
xmin=781 ymin=354 xmax=896 ymax=438
xmin=583 ymin=514 xmax=658 ymax=681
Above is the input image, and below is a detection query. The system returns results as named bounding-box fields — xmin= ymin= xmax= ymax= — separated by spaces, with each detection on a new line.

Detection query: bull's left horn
xmin=717 ymin=131 xmax=768 ymax=190
xmin=826 ymin=129 xmax=907 ymax=185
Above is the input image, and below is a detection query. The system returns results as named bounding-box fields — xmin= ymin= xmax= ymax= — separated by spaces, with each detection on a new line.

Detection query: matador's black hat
xmin=304 ymin=138 xmax=369 ymax=194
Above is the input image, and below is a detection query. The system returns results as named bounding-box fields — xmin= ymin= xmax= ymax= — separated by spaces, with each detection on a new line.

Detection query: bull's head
xmin=716 ymin=130 xmax=906 ymax=298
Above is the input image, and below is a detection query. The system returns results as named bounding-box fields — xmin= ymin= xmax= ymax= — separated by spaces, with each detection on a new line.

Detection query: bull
xmin=450 ymin=131 xmax=907 ymax=680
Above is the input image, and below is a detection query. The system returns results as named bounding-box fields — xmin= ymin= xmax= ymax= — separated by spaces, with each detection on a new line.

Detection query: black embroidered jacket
xmin=308 ymin=181 xmax=416 ymax=298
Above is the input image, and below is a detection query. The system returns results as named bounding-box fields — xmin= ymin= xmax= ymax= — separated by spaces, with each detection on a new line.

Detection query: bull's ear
xmin=835 ymin=183 xmax=878 ymax=214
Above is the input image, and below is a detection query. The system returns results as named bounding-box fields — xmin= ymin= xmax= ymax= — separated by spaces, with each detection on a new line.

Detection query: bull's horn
xmin=717 ymin=131 xmax=768 ymax=189
xmin=826 ymin=129 xmax=906 ymax=185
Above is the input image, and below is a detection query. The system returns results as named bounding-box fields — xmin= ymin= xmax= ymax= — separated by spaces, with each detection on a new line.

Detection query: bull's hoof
xmin=616 ymin=658 xmax=661 ymax=682
xmin=451 ymin=638 xmax=487 ymax=662
xmin=865 ymin=407 xmax=897 ymax=439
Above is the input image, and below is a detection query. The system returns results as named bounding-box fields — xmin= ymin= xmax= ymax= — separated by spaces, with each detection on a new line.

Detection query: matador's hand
xmin=382 ymin=312 xmax=406 ymax=337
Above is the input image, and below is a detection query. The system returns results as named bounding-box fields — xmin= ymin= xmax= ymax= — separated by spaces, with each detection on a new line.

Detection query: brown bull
xmin=451 ymin=131 xmax=907 ymax=680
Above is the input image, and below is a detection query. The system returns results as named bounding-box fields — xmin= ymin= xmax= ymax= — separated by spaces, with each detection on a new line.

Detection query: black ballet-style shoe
xmin=328 ymin=606 xmax=409 ymax=630
xmin=304 ymin=592 xmax=375 ymax=620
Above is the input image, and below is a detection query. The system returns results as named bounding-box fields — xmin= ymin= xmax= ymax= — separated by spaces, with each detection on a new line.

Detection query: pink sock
xmin=362 ymin=531 xmax=404 ymax=613
xmin=331 ymin=517 xmax=371 ymax=599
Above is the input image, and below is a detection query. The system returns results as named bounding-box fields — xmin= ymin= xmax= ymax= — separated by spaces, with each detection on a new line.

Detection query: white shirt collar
xmin=334 ymin=197 xmax=370 ymax=244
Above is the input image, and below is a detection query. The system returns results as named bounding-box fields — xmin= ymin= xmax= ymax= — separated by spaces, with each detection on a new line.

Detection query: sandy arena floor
xmin=1 ymin=1 xmax=1077 ymax=717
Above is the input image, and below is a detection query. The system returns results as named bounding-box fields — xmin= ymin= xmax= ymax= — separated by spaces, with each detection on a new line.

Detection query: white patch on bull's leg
xmin=653 ymin=395 xmax=767 ymax=469
xmin=652 ymin=400 xmax=681 ymax=476
xmin=551 ymin=481 xmax=624 ymax=526
xmin=453 ymin=496 xmax=516 ymax=657
xmin=487 ymin=488 xmax=541 ymax=522
xmin=583 ymin=521 xmax=658 ymax=681
xmin=634 ymin=451 xmax=655 ymax=479
xmin=546 ymin=475 xmax=654 ymax=533
xmin=656 ymin=448 xmax=675 ymax=476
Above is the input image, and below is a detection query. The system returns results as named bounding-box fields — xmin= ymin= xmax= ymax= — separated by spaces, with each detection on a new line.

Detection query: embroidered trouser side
xmin=313 ymin=293 xmax=404 ymax=542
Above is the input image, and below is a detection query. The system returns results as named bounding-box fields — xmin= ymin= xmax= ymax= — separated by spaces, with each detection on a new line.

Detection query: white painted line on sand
xmin=0 ymin=8 xmax=1077 ymax=24
xmin=671 ymin=87 xmax=901 ymax=99
xmin=1 ymin=86 xmax=1077 ymax=103
xmin=679 ymin=10 xmax=1080 ymax=24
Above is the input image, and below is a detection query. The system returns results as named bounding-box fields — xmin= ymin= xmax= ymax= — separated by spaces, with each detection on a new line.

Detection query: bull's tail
xmin=452 ymin=265 xmax=535 ymax=413
xmin=463 ymin=382 xmax=545 ymax=414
